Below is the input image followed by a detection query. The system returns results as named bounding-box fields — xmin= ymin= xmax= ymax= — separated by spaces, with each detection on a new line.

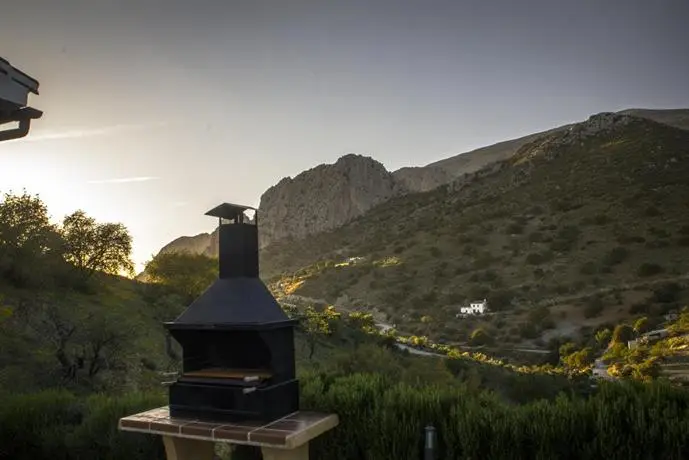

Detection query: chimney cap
xmin=205 ymin=202 xmax=257 ymax=220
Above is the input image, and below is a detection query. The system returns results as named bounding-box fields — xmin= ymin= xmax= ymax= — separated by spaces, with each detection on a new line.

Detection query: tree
xmin=420 ymin=315 xmax=433 ymax=336
xmin=145 ymin=252 xmax=217 ymax=303
xmin=562 ymin=347 xmax=594 ymax=369
xmin=612 ymin=324 xmax=635 ymax=344
xmin=28 ymin=295 xmax=140 ymax=386
xmin=0 ymin=191 xmax=64 ymax=286
xmin=469 ymin=327 xmax=493 ymax=346
xmin=346 ymin=311 xmax=376 ymax=334
xmin=300 ymin=306 xmax=336 ymax=359
xmin=559 ymin=342 xmax=577 ymax=359
xmin=595 ymin=328 xmax=612 ymax=348
xmin=61 ymin=210 xmax=134 ymax=279
xmin=633 ymin=317 xmax=650 ymax=336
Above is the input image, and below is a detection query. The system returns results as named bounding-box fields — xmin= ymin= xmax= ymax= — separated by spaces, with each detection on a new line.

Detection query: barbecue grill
xmin=164 ymin=203 xmax=299 ymax=423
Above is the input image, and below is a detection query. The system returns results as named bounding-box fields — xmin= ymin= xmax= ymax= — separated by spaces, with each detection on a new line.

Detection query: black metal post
xmin=424 ymin=424 xmax=436 ymax=460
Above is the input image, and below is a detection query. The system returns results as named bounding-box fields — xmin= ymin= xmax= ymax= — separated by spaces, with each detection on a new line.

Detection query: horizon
xmin=2 ymin=0 xmax=688 ymax=270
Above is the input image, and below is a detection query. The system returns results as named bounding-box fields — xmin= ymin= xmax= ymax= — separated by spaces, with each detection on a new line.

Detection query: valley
xmin=156 ymin=109 xmax=689 ymax=359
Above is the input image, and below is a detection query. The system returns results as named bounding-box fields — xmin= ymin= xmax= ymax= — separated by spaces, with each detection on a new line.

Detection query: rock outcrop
xmin=391 ymin=166 xmax=454 ymax=192
xmin=258 ymin=154 xmax=406 ymax=248
xmin=158 ymin=232 xmax=215 ymax=256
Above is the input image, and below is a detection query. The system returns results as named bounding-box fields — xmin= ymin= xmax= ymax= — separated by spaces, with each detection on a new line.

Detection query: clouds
xmin=87 ymin=176 xmax=160 ymax=184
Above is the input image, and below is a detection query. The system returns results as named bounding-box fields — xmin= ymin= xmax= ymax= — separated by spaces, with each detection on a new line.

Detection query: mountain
xmin=158 ymin=154 xmax=407 ymax=256
xmin=424 ymin=108 xmax=689 ymax=179
xmin=258 ymin=154 xmax=407 ymax=248
xmin=260 ymin=113 xmax=689 ymax=345
xmin=158 ymin=232 xmax=216 ymax=257
xmin=155 ymin=108 xmax=689 ymax=260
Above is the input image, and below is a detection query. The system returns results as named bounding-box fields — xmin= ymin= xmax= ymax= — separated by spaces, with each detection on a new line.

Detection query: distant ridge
xmin=152 ymin=108 xmax=689 ymax=260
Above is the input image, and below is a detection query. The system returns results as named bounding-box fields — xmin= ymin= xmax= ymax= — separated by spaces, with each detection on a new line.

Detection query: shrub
xmin=518 ymin=322 xmax=540 ymax=339
xmin=528 ymin=231 xmax=544 ymax=243
xmin=583 ymin=297 xmax=605 ymax=319
xmin=637 ymin=263 xmax=664 ymax=278
xmin=11 ymin=369 xmax=689 ymax=460
xmin=652 ymin=282 xmax=682 ymax=303
xmin=603 ymin=246 xmax=629 ymax=266
xmin=645 ymin=206 xmax=660 ymax=217
xmin=526 ymin=252 xmax=548 ymax=265
xmin=469 ymin=327 xmax=493 ymax=346
xmin=612 ymin=324 xmax=635 ymax=344
xmin=488 ymin=290 xmax=514 ymax=311
xmin=0 ymin=390 xmax=165 ymax=460
xmin=579 ymin=261 xmax=597 ymax=275
xmin=505 ymin=223 xmax=524 ymax=235
xmin=593 ymin=214 xmax=610 ymax=225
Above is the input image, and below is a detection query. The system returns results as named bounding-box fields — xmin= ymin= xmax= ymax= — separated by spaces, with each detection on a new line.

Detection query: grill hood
xmin=165 ymin=203 xmax=294 ymax=331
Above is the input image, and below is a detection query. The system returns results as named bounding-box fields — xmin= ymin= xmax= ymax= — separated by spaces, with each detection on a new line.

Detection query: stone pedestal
xmin=119 ymin=406 xmax=338 ymax=460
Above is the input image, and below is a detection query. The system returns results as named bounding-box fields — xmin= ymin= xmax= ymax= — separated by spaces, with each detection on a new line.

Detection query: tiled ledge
xmin=119 ymin=406 xmax=338 ymax=450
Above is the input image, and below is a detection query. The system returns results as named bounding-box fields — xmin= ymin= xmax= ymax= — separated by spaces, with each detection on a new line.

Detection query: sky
xmin=1 ymin=0 xmax=688 ymax=271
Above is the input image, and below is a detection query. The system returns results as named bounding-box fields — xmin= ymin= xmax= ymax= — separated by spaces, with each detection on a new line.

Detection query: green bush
xmin=652 ymin=282 xmax=682 ymax=303
xmin=637 ymin=263 xmax=664 ymax=278
xmin=526 ymin=252 xmax=552 ymax=265
xmin=0 ymin=390 xmax=166 ymax=460
xmin=579 ymin=261 xmax=598 ymax=275
xmin=7 ymin=378 xmax=689 ymax=459
xmin=603 ymin=246 xmax=630 ymax=266
xmin=583 ymin=297 xmax=605 ymax=318
xmin=505 ymin=223 xmax=524 ymax=235
xmin=469 ymin=328 xmax=493 ymax=346
xmin=593 ymin=214 xmax=610 ymax=225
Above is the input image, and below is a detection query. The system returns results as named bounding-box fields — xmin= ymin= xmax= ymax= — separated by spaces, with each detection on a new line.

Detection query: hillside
xmin=156 ymin=108 xmax=689 ymax=257
xmin=260 ymin=114 xmax=689 ymax=345
xmin=425 ymin=108 xmax=689 ymax=179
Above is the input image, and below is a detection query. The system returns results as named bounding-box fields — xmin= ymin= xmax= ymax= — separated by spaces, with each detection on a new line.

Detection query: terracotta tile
xmin=149 ymin=418 xmax=183 ymax=434
xmin=248 ymin=428 xmax=289 ymax=445
xmin=120 ymin=417 xmax=151 ymax=431
xmin=180 ymin=421 xmax=218 ymax=438
xmin=213 ymin=425 xmax=251 ymax=442
xmin=228 ymin=420 xmax=266 ymax=431
xmin=263 ymin=419 xmax=310 ymax=432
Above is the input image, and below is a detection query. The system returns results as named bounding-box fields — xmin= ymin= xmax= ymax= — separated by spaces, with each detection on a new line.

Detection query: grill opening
xmin=181 ymin=331 xmax=273 ymax=374
xmin=183 ymin=368 xmax=272 ymax=380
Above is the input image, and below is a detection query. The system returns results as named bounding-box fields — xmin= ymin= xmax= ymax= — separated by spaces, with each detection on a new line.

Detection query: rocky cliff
xmin=258 ymin=154 xmax=406 ymax=248
xmin=152 ymin=108 xmax=689 ymax=259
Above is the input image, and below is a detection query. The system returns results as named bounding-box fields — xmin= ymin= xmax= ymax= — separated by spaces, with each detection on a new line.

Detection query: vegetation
xmin=6 ymin=190 xmax=689 ymax=458
xmin=6 ymin=378 xmax=689 ymax=459
xmin=259 ymin=118 xmax=689 ymax=345
xmin=144 ymin=251 xmax=217 ymax=303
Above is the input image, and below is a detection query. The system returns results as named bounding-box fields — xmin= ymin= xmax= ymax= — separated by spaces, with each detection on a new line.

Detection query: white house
xmin=457 ymin=299 xmax=488 ymax=317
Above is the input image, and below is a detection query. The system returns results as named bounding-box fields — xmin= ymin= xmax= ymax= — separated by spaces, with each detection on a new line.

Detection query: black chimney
xmin=210 ymin=203 xmax=259 ymax=279
xmin=163 ymin=203 xmax=299 ymax=423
